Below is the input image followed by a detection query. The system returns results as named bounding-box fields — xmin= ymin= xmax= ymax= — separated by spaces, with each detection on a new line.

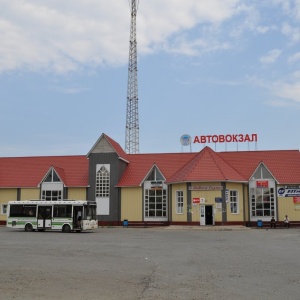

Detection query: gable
xmin=142 ymin=165 xmax=166 ymax=183
xmin=89 ymin=137 xmax=115 ymax=154
xmin=87 ymin=133 xmax=128 ymax=161
xmin=39 ymin=166 xmax=66 ymax=186
xmin=251 ymin=163 xmax=277 ymax=181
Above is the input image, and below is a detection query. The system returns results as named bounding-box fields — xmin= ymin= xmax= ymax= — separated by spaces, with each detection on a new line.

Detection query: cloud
xmin=273 ymin=81 xmax=300 ymax=104
xmin=270 ymin=71 xmax=300 ymax=105
xmin=0 ymin=0 xmax=242 ymax=74
xmin=281 ymin=23 xmax=300 ymax=43
xmin=288 ymin=52 xmax=300 ymax=63
xmin=249 ymin=72 xmax=300 ymax=107
xmin=51 ymin=86 xmax=90 ymax=95
xmin=260 ymin=49 xmax=282 ymax=64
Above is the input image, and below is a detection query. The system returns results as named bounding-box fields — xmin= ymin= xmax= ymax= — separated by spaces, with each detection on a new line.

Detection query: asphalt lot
xmin=0 ymin=226 xmax=300 ymax=300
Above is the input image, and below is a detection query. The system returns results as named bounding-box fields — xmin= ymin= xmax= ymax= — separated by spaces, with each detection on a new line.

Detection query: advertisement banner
xmin=256 ymin=181 xmax=269 ymax=188
xmin=277 ymin=187 xmax=300 ymax=197
xmin=193 ymin=198 xmax=200 ymax=204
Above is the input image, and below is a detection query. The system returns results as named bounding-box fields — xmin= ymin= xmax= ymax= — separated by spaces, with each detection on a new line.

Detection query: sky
xmin=1 ymin=0 xmax=300 ymax=157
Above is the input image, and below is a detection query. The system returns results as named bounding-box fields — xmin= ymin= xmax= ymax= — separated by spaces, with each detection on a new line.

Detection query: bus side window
xmin=66 ymin=205 xmax=72 ymax=218
xmin=10 ymin=205 xmax=24 ymax=217
xmin=24 ymin=205 xmax=37 ymax=217
xmin=53 ymin=205 xmax=72 ymax=218
xmin=53 ymin=206 xmax=59 ymax=218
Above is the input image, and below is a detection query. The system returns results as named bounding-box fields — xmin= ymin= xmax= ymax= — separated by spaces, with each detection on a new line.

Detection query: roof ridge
xmin=165 ymin=147 xmax=211 ymax=182
xmin=208 ymin=148 xmax=245 ymax=180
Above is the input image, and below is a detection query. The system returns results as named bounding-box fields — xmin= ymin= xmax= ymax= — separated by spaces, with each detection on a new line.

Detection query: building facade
xmin=1 ymin=133 xmax=300 ymax=226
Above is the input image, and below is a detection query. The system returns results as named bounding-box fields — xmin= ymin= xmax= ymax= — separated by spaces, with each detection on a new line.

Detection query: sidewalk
xmin=165 ymin=225 xmax=250 ymax=231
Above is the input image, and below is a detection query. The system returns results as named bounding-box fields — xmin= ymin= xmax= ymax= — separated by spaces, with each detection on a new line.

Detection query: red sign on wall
xmin=256 ymin=181 xmax=269 ymax=188
xmin=293 ymin=197 xmax=300 ymax=204
xmin=193 ymin=198 xmax=200 ymax=204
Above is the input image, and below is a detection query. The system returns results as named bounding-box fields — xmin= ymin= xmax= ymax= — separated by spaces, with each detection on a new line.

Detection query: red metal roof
xmin=219 ymin=150 xmax=300 ymax=184
xmin=116 ymin=152 xmax=195 ymax=187
xmin=166 ymin=147 xmax=245 ymax=183
xmin=1 ymin=134 xmax=299 ymax=188
xmin=0 ymin=155 xmax=88 ymax=188
xmin=117 ymin=147 xmax=300 ymax=186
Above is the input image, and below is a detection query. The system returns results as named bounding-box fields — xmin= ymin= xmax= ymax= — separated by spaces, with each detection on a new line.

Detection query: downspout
xmin=187 ymin=182 xmax=191 ymax=223
xmin=221 ymin=182 xmax=227 ymax=225
xmin=168 ymin=184 xmax=172 ymax=225
xmin=243 ymin=183 xmax=246 ymax=226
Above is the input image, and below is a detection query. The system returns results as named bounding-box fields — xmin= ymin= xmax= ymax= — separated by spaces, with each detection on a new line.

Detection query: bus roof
xmin=8 ymin=200 xmax=96 ymax=205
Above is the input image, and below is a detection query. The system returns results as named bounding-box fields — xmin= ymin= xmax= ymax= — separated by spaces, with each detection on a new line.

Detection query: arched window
xmin=41 ymin=168 xmax=63 ymax=201
xmin=144 ymin=166 xmax=167 ymax=220
xmin=249 ymin=164 xmax=276 ymax=220
xmin=96 ymin=166 xmax=110 ymax=198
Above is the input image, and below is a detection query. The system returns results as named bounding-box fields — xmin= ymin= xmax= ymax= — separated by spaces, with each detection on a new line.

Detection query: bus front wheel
xmin=62 ymin=224 xmax=71 ymax=233
xmin=25 ymin=223 xmax=33 ymax=232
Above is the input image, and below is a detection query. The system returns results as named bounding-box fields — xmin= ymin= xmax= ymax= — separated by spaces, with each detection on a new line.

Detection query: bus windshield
xmin=85 ymin=203 xmax=97 ymax=220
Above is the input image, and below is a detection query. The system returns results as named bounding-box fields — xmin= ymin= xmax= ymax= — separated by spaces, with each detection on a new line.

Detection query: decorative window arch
xmin=143 ymin=165 xmax=167 ymax=220
xmin=249 ymin=163 xmax=276 ymax=220
xmin=96 ymin=165 xmax=110 ymax=198
xmin=41 ymin=168 xmax=63 ymax=201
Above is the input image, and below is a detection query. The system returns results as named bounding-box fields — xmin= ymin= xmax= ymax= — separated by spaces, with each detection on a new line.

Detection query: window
xmin=250 ymin=187 xmax=275 ymax=217
xmin=145 ymin=189 xmax=167 ymax=217
xmin=9 ymin=205 xmax=37 ymax=217
xmin=96 ymin=166 xmax=110 ymax=198
xmin=249 ymin=164 xmax=276 ymax=219
xmin=1 ymin=204 xmax=7 ymax=215
xmin=85 ymin=204 xmax=97 ymax=220
xmin=42 ymin=190 xmax=62 ymax=201
xmin=44 ymin=169 xmax=61 ymax=182
xmin=146 ymin=168 xmax=164 ymax=181
xmin=53 ymin=205 xmax=72 ymax=218
xmin=176 ymin=191 xmax=184 ymax=214
xmin=41 ymin=168 xmax=63 ymax=200
xmin=230 ymin=190 xmax=238 ymax=214
xmin=144 ymin=166 xmax=167 ymax=219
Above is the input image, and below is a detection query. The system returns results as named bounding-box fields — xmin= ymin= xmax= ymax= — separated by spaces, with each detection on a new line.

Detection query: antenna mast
xmin=125 ymin=0 xmax=139 ymax=154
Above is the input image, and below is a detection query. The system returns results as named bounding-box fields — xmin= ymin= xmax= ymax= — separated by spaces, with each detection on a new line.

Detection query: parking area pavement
xmin=0 ymin=226 xmax=300 ymax=300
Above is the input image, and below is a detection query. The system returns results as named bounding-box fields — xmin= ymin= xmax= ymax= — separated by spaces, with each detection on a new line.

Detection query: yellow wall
xmin=121 ymin=187 xmax=143 ymax=221
xmin=68 ymin=188 xmax=87 ymax=200
xmin=225 ymin=183 xmax=244 ymax=222
xmin=190 ymin=182 xmax=222 ymax=223
xmin=171 ymin=183 xmax=188 ymax=222
xmin=278 ymin=197 xmax=300 ymax=221
xmin=0 ymin=189 xmax=18 ymax=221
xmin=176 ymin=182 xmax=246 ymax=223
xmin=20 ymin=188 xmax=40 ymax=200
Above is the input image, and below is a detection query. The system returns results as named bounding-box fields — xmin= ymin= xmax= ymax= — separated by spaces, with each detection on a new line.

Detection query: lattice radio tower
xmin=125 ymin=0 xmax=139 ymax=154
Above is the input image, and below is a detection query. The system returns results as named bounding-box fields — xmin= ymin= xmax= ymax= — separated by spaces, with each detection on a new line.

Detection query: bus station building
xmin=1 ymin=133 xmax=300 ymax=227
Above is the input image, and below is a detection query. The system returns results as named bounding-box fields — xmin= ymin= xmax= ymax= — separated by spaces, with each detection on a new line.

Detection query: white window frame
xmin=41 ymin=168 xmax=63 ymax=201
xmin=1 ymin=204 xmax=8 ymax=215
xmin=42 ymin=190 xmax=62 ymax=201
xmin=176 ymin=190 xmax=184 ymax=214
xmin=96 ymin=165 xmax=110 ymax=198
xmin=230 ymin=190 xmax=239 ymax=214
xmin=96 ymin=164 xmax=110 ymax=215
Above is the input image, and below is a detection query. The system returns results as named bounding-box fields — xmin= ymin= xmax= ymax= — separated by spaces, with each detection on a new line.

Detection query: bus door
xmin=37 ymin=206 xmax=52 ymax=229
xmin=73 ymin=206 xmax=83 ymax=229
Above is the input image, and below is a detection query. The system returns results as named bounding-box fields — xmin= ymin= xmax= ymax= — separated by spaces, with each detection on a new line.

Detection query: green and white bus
xmin=6 ymin=200 xmax=98 ymax=233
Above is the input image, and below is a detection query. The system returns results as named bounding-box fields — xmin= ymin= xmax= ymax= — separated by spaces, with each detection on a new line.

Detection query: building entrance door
xmin=205 ymin=206 xmax=213 ymax=225
xmin=200 ymin=205 xmax=214 ymax=225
